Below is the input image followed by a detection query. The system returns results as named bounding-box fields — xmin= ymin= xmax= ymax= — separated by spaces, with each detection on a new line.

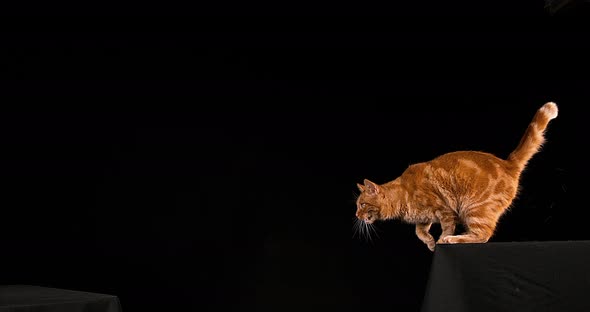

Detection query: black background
xmin=1 ymin=4 xmax=590 ymax=312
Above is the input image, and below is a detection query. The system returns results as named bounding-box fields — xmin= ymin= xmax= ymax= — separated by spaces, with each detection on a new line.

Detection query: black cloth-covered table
xmin=421 ymin=241 xmax=590 ymax=312
xmin=0 ymin=285 xmax=122 ymax=312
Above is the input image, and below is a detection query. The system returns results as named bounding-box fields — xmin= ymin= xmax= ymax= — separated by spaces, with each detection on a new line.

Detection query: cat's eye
xmin=361 ymin=203 xmax=366 ymax=208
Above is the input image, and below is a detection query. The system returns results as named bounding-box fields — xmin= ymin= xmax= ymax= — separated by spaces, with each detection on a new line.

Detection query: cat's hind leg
xmin=435 ymin=211 xmax=458 ymax=244
xmin=415 ymin=223 xmax=436 ymax=251
xmin=439 ymin=204 xmax=502 ymax=244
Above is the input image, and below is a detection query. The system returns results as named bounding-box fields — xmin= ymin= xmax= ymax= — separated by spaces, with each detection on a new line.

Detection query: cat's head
xmin=355 ymin=179 xmax=384 ymax=224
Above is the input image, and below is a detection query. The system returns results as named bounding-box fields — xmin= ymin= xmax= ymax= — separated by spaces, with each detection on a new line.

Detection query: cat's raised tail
xmin=507 ymin=102 xmax=558 ymax=171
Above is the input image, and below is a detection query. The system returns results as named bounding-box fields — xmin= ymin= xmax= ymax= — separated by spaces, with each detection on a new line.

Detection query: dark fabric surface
xmin=546 ymin=0 xmax=590 ymax=14
xmin=0 ymin=285 xmax=121 ymax=312
xmin=421 ymin=241 xmax=590 ymax=312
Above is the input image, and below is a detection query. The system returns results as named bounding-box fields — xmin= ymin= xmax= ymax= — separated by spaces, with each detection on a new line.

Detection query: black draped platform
xmin=0 ymin=285 xmax=121 ymax=312
xmin=421 ymin=241 xmax=590 ymax=312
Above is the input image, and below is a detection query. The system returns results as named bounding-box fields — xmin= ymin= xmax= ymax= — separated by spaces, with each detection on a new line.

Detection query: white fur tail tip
xmin=540 ymin=102 xmax=558 ymax=120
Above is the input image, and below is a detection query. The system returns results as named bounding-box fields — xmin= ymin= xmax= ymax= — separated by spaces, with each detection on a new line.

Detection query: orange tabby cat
xmin=355 ymin=102 xmax=558 ymax=251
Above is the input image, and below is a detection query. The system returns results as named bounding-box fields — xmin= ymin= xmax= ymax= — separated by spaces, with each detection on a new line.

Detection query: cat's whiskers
xmin=355 ymin=218 xmax=367 ymax=241
xmin=357 ymin=219 xmax=366 ymax=241
xmin=352 ymin=217 xmax=362 ymax=238
xmin=367 ymin=222 xmax=376 ymax=243
xmin=352 ymin=217 xmax=376 ymax=243
xmin=368 ymin=222 xmax=380 ymax=240
xmin=363 ymin=222 xmax=371 ymax=242
xmin=362 ymin=221 xmax=369 ymax=242
xmin=371 ymin=222 xmax=379 ymax=242
xmin=353 ymin=216 xmax=381 ymax=244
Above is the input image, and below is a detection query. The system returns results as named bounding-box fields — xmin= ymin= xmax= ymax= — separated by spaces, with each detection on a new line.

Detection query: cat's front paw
xmin=438 ymin=235 xmax=465 ymax=244
xmin=427 ymin=242 xmax=436 ymax=252
xmin=438 ymin=236 xmax=453 ymax=244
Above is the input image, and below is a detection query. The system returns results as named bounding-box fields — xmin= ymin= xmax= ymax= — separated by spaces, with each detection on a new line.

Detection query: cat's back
xmin=400 ymin=150 xmax=514 ymax=186
xmin=400 ymin=150 xmax=517 ymax=201
xmin=429 ymin=150 xmax=511 ymax=177
xmin=399 ymin=151 xmax=510 ymax=182
xmin=434 ymin=150 xmax=504 ymax=166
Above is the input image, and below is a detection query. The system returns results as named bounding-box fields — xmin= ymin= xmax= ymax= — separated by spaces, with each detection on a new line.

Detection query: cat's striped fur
xmin=355 ymin=102 xmax=558 ymax=251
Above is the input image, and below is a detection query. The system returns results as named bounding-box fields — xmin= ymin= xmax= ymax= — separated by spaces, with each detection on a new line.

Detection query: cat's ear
xmin=363 ymin=179 xmax=380 ymax=195
xmin=357 ymin=183 xmax=365 ymax=192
